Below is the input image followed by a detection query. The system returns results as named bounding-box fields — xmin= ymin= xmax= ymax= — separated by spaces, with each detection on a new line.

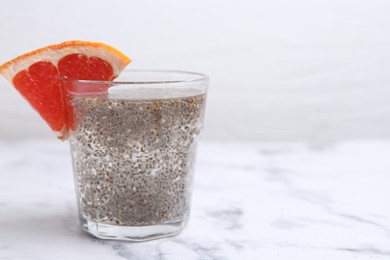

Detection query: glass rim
xmin=61 ymin=69 xmax=209 ymax=85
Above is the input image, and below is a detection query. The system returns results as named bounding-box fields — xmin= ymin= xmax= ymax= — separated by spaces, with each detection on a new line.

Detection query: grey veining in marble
xmin=0 ymin=140 xmax=389 ymax=259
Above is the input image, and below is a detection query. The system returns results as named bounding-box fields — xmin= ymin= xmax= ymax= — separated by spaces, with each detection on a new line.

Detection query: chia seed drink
xmin=66 ymin=71 xmax=208 ymax=241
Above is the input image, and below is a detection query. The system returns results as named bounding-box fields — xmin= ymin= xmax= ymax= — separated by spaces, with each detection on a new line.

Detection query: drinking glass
xmin=63 ymin=70 xmax=208 ymax=241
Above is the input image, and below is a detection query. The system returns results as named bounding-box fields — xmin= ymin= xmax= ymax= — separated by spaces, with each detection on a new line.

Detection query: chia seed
xmin=69 ymin=88 xmax=205 ymax=226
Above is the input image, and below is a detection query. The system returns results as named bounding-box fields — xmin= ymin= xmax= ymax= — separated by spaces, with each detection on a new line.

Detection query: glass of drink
xmin=63 ymin=70 xmax=208 ymax=241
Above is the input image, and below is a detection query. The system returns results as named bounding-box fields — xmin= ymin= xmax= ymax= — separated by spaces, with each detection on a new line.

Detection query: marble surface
xmin=0 ymin=140 xmax=389 ymax=260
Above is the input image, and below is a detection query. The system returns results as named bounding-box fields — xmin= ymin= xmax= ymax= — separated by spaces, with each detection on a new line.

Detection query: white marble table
xmin=0 ymin=140 xmax=389 ymax=260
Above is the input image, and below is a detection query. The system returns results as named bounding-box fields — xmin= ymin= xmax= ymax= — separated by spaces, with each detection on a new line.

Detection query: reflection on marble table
xmin=0 ymin=140 xmax=389 ymax=260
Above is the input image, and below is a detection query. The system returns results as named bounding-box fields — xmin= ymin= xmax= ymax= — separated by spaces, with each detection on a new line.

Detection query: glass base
xmin=80 ymin=218 xmax=185 ymax=242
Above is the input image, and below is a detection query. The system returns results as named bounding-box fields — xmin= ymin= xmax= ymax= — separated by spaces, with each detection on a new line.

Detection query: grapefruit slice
xmin=0 ymin=41 xmax=131 ymax=140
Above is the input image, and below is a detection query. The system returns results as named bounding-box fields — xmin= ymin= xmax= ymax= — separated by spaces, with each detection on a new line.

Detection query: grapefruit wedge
xmin=0 ymin=41 xmax=131 ymax=140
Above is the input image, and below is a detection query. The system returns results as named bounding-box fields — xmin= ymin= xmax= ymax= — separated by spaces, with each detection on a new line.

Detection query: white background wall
xmin=1 ymin=0 xmax=390 ymax=142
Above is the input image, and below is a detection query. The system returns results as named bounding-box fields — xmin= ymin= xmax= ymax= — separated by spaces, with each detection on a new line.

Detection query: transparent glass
xmin=64 ymin=70 xmax=208 ymax=241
